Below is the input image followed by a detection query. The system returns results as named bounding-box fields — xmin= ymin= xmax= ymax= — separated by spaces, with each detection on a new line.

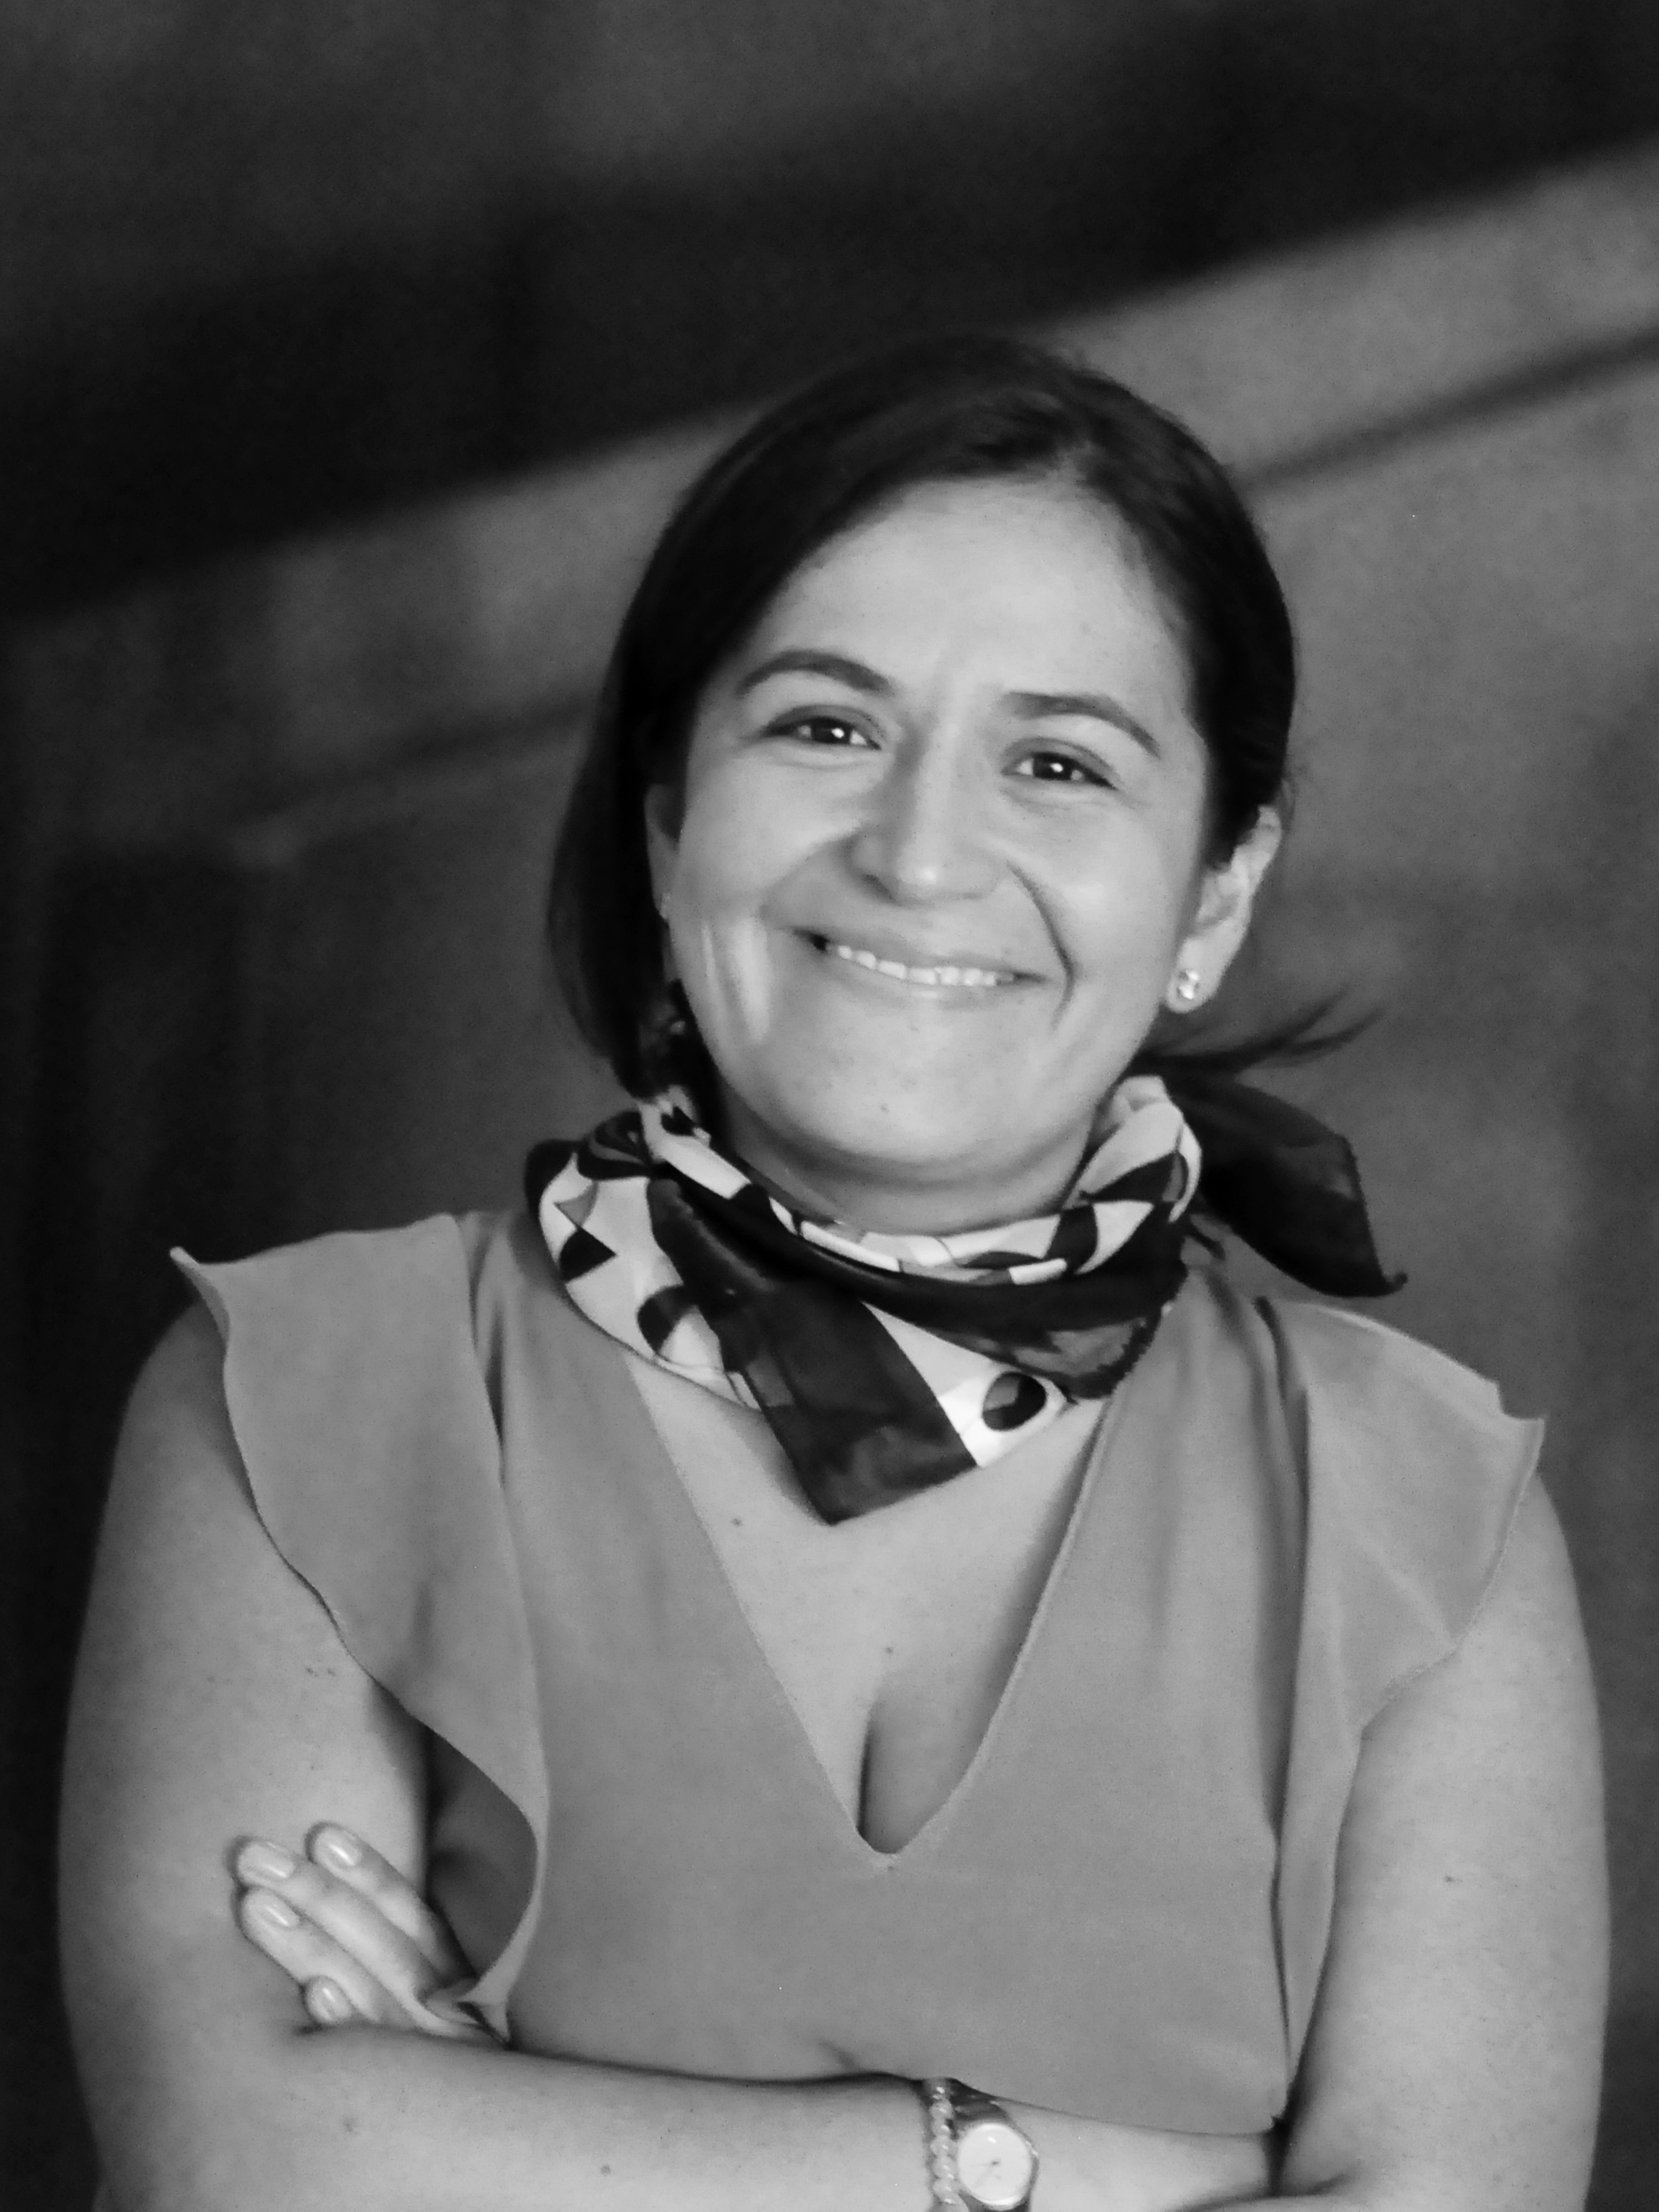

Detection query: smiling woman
xmin=646 ymin=477 xmax=1276 ymax=1227
xmin=60 ymin=338 xmax=1605 ymax=2212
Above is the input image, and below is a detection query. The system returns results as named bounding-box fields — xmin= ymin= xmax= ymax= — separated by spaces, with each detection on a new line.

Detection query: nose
xmin=847 ymin=741 xmax=998 ymax=904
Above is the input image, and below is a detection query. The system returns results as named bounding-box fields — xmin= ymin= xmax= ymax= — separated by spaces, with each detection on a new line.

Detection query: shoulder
xmin=1164 ymin=1270 xmax=1548 ymax=1732
xmin=123 ymin=1214 xmax=519 ymax=1476
xmin=1182 ymin=1270 xmax=1541 ymax=1518
xmin=1252 ymin=1286 xmax=1520 ymax=1434
xmin=128 ymin=1214 xmax=552 ymax=1824
xmin=1175 ymin=1265 xmax=1516 ymax=1426
xmin=152 ymin=1215 xmax=533 ymax=1599
xmin=169 ymin=1209 xmax=546 ymax=1402
xmin=1264 ymin=1287 xmax=1541 ymax=1600
xmin=173 ymin=1208 xmax=517 ymax=1319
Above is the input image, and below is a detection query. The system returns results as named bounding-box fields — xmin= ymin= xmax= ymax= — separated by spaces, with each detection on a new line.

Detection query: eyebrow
xmin=736 ymin=652 xmax=1160 ymax=757
xmin=736 ymin=649 xmax=896 ymax=698
xmin=1004 ymin=690 xmax=1161 ymax=757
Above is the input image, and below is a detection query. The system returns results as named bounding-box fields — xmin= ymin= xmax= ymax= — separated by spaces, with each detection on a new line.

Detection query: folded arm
xmin=61 ymin=1309 xmax=1605 ymax=2212
xmin=61 ymin=1311 xmax=1258 ymax=2212
xmin=63 ymin=1309 xmax=956 ymax=2212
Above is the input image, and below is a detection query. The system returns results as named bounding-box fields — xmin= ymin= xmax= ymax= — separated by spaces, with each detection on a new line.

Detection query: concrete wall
xmin=7 ymin=0 xmax=1659 ymax=604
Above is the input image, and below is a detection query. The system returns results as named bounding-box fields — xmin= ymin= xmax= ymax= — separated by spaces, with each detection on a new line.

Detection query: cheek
xmin=1039 ymin=827 xmax=1198 ymax=996
xmin=664 ymin=744 xmax=754 ymax=899
xmin=664 ymin=772 xmax=809 ymax=1042
xmin=671 ymin=767 xmax=798 ymax=929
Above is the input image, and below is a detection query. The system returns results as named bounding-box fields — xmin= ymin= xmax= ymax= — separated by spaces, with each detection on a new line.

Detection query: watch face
xmin=957 ymin=2118 xmax=1036 ymax=2210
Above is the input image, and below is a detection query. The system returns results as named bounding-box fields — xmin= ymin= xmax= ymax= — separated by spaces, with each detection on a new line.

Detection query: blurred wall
xmin=6 ymin=0 xmax=1659 ymax=605
xmin=6 ymin=9 xmax=1659 ymax=2208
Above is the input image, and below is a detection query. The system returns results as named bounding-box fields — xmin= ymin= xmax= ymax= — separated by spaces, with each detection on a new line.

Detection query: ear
xmin=1164 ymin=808 xmax=1282 ymax=1014
xmin=643 ymin=782 xmax=679 ymax=920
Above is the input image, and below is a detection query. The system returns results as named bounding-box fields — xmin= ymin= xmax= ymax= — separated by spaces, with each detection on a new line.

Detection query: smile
xmin=811 ymin=936 xmax=1022 ymax=989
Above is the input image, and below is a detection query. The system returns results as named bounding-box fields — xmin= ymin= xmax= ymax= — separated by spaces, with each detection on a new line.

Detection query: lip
xmin=798 ymin=928 xmax=1036 ymax=992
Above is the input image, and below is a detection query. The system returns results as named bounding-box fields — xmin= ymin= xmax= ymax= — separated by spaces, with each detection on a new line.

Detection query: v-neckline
xmin=615 ymin=1349 xmax=1131 ymax=1868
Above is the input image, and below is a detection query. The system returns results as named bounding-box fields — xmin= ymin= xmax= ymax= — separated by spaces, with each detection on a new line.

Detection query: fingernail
xmin=239 ymin=1841 xmax=297 ymax=1884
xmin=308 ymin=1978 xmax=353 ymax=2024
xmin=315 ymin=1828 xmax=361 ymax=1870
xmin=251 ymin=1890 xmax=299 ymax=1929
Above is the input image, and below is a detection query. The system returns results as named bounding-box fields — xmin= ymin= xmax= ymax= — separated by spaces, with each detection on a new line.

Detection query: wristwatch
xmin=921 ymin=2078 xmax=1039 ymax=2210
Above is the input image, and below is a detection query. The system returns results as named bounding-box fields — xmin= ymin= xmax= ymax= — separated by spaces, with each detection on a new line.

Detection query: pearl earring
xmin=1172 ymin=967 xmax=1201 ymax=1006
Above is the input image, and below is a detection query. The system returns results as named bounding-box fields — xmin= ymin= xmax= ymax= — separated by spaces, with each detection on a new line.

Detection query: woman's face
xmin=648 ymin=477 xmax=1276 ymax=1231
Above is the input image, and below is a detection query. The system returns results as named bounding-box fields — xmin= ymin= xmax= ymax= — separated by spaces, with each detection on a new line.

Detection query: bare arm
xmin=1267 ymin=1475 xmax=1608 ymax=2211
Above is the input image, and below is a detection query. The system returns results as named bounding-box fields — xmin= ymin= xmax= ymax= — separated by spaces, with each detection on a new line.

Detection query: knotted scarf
xmin=526 ymin=1067 xmax=1396 ymax=1524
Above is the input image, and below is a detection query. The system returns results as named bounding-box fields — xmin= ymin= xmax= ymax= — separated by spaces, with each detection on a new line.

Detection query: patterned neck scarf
xmin=526 ymin=1076 xmax=1206 ymax=1523
xmin=528 ymin=1063 xmax=1400 ymax=1524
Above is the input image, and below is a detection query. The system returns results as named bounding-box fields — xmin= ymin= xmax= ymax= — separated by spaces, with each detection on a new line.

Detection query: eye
xmin=1011 ymin=747 xmax=1114 ymax=789
xmin=772 ymin=712 xmax=877 ymax=749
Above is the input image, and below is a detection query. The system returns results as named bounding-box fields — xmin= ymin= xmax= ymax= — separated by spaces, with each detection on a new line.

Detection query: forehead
xmin=740 ymin=477 xmax=1188 ymax=691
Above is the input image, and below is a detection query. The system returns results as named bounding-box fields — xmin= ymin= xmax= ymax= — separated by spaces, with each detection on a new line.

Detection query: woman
xmin=60 ymin=336 xmax=1606 ymax=2212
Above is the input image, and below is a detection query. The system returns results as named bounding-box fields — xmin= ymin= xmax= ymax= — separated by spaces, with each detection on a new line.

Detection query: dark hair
xmin=551 ymin=333 xmax=1304 ymax=1098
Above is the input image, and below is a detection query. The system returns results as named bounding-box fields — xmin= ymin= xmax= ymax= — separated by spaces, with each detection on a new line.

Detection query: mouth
xmin=806 ymin=933 xmax=1025 ymax=992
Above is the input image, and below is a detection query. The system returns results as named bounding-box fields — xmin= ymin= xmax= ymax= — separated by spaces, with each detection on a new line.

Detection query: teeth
xmin=820 ymin=939 xmax=1015 ymax=988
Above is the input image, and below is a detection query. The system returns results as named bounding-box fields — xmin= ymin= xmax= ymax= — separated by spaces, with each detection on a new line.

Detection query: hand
xmin=233 ymin=1824 xmax=501 ymax=2044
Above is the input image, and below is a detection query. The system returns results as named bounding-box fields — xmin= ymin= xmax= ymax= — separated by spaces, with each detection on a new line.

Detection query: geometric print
xmin=527 ymin=1074 xmax=1201 ymax=1522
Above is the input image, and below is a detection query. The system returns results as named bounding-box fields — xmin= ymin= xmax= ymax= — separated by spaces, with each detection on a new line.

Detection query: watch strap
xmin=949 ymin=2084 xmax=1014 ymax=2130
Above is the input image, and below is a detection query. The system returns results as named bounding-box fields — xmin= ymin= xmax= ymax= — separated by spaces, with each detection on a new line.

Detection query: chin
xmin=745 ymin=1087 xmax=953 ymax=1175
xmin=788 ymin=1098 xmax=1060 ymax=1203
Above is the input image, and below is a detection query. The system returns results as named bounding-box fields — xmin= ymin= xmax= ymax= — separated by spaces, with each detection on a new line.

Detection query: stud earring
xmin=656 ymin=889 xmax=672 ymax=922
xmin=1171 ymin=967 xmax=1201 ymax=1007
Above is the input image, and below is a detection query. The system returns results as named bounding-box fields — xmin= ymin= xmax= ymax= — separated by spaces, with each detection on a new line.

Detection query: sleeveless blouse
xmin=177 ymin=1208 xmax=1540 ymax=2135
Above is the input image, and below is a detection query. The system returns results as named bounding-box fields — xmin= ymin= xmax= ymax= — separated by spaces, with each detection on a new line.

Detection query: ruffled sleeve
xmin=1265 ymin=1298 xmax=1544 ymax=2066
xmin=175 ymin=1219 xmax=549 ymax=2030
